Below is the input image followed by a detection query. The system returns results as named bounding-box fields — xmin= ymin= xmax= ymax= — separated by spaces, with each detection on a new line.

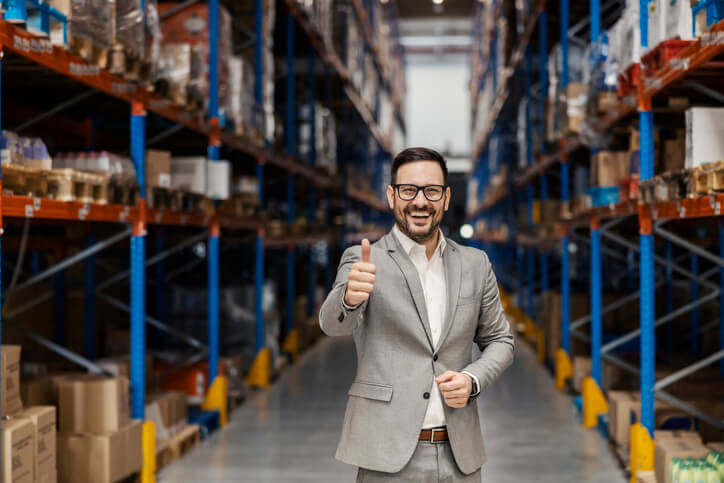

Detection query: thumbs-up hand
xmin=344 ymin=238 xmax=376 ymax=307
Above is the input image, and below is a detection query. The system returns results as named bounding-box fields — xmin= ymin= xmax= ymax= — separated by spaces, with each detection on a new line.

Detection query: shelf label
xmin=13 ymin=36 xmax=22 ymax=50
xmin=112 ymin=83 xmax=136 ymax=95
xmin=644 ymin=77 xmax=662 ymax=90
xmin=155 ymin=212 xmax=162 ymax=223
xmin=33 ymin=198 xmax=41 ymax=211
xmin=669 ymin=57 xmax=690 ymax=71
xmin=149 ymin=99 xmax=171 ymax=110
xmin=702 ymin=32 xmax=724 ymax=46
xmin=180 ymin=214 xmax=188 ymax=225
xmin=70 ymin=63 xmax=100 ymax=77
xmin=25 ymin=205 xmax=34 ymax=218
xmin=22 ymin=38 xmax=30 ymax=52
xmin=119 ymin=206 xmax=129 ymax=222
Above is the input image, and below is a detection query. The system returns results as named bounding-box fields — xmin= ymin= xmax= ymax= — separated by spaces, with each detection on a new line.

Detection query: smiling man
xmin=319 ymin=147 xmax=515 ymax=482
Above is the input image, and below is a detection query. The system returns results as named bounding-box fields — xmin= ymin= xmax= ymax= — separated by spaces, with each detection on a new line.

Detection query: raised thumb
xmin=361 ymin=238 xmax=371 ymax=263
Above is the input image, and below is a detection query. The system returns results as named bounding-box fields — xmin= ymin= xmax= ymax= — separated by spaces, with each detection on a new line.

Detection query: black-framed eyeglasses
xmin=392 ymin=184 xmax=447 ymax=202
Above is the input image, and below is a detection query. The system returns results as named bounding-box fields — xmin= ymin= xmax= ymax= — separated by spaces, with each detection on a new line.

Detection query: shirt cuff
xmin=342 ymin=300 xmax=362 ymax=312
xmin=462 ymin=371 xmax=480 ymax=397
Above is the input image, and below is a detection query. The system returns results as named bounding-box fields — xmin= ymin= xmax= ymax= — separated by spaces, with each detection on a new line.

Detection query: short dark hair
xmin=391 ymin=147 xmax=448 ymax=185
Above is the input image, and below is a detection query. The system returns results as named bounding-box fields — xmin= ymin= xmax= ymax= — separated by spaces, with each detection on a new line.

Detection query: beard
xmin=394 ymin=204 xmax=442 ymax=243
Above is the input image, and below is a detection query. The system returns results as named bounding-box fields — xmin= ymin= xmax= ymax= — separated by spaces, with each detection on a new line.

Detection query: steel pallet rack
xmin=468 ymin=0 xmax=724 ymax=478
xmin=0 ymin=0 xmax=400 ymax=478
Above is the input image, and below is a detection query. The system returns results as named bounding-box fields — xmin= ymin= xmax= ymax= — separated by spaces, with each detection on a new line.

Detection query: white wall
xmin=405 ymin=53 xmax=471 ymax=162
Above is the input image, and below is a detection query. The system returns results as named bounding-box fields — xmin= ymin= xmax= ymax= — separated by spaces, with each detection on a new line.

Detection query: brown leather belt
xmin=419 ymin=427 xmax=448 ymax=443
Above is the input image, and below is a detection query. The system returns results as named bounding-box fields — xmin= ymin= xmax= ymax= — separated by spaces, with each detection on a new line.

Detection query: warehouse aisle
xmin=158 ymin=335 xmax=626 ymax=483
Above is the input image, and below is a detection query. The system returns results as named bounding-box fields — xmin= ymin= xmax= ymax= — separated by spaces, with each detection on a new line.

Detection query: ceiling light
xmin=380 ymin=0 xmax=389 ymax=3
xmin=433 ymin=0 xmax=444 ymax=4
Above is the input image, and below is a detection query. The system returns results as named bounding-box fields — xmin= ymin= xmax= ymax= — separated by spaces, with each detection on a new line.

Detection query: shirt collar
xmin=393 ymin=223 xmax=446 ymax=258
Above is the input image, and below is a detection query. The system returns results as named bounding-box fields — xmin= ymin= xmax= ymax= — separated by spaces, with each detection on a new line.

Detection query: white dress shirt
xmin=392 ymin=224 xmax=480 ymax=429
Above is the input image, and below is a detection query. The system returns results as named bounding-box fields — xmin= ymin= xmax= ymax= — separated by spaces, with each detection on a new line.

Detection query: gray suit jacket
xmin=319 ymin=229 xmax=515 ymax=475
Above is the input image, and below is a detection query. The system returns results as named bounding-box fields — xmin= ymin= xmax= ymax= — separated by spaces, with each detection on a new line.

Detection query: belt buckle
xmin=429 ymin=427 xmax=444 ymax=444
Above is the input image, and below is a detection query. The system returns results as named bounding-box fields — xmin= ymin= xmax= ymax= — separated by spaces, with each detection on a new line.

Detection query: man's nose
xmin=412 ymin=189 xmax=428 ymax=206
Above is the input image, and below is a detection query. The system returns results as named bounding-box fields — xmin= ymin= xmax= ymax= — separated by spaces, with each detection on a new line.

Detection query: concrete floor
xmin=158 ymin=335 xmax=627 ymax=483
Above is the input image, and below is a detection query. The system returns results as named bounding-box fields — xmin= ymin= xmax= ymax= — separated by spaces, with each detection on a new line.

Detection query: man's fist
xmin=435 ymin=371 xmax=473 ymax=409
xmin=344 ymin=238 xmax=376 ymax=307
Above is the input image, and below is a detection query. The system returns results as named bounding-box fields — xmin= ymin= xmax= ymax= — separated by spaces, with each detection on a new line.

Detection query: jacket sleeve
xmin=461 ymin=251 xmax=515 ymax=393
xmin=318 ymin=245 xmax=368 ymax=336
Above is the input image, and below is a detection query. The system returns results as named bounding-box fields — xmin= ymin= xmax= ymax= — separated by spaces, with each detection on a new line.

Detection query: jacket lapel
xmin=384 ymin=232 xmax=435 ymax=351
xmin=436 ymin=241 xmax=461 ymax=351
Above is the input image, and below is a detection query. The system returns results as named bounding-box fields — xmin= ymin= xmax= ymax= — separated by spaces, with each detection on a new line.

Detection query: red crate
xmin=641 ymin=39 xmax=696 ymax=72
xmin=617 ymin=63 xmax=641 ymax=96
xmin=620 ymin=175 xmax=639 ymax=202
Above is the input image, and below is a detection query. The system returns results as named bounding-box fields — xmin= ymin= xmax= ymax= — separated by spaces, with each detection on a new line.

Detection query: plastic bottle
xmin=673 ymin=457 xmax=683 ymax=483
xmin=707 ymin=463 xmax=722 ymax=483
xmin=680 ymin=462 xmax=694 ymax=483
xmin=694 ymin=462 xmax=707 ymax=483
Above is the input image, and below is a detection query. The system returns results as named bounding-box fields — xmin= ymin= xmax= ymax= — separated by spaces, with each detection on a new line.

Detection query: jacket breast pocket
xmin=348 ymin=381 xmax=393 ymax=402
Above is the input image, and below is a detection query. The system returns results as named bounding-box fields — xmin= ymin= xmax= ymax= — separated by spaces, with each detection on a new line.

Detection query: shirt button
xmin=423 ymin=392 xmax=430 ymax=399
xmin=433 ymin=354 xmax=438 ymax=361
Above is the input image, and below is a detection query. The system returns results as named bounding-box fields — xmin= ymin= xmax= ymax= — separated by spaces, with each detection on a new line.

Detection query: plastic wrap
xmin=229 ymin=56 xmax=255 ymax=135
xmin=1 ymin=131 xmax=23 ymax=165
xmin=145 ymin=0 xmax=162 ymax=79
xmin=70 ymin=0 xmax=112 ymax=49
xmin=114 ymin=0 xmax=144 ymax=58
xmin=158 ymin=3 xmax=232 ymax=115
xmin=53 ymin=152 xmax=137 ymax=184
xmin=158 ymin=43 xmax=205 ymax=107
xmin=19 ymin=138 xmax=53 ymax=170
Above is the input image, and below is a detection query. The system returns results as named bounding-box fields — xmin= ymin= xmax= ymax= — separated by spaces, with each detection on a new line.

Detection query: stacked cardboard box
xmin=146 ymin=391 xmax=188 ymax=440
xmin=56 ymin=376 xmax=142 ymax=483
xmin=1 ymin=346 xmax=60 ymax=483
xmin=654 ymin=431 xmax=709 ymax=483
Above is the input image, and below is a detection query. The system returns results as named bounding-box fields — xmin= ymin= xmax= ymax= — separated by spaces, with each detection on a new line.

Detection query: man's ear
xmin=386 ymin=185 xmax=395 ymax=209
xmin=444 ymin=186 xmax=451 ymax=211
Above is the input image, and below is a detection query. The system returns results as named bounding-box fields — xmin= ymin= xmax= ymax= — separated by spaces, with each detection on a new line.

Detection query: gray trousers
xmin=356 ymin=441 xmax=482 ymax=482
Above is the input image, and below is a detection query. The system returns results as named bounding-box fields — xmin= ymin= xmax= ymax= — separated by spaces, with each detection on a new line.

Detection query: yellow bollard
xmin=141 ymin=421 xmax=156 ymax=483
xmin=202 ymin=375 xmax=229 ymax=426
xmin=582 ymin=376 xmax=608 ymax=429
xmin=555 ymin=349 xmax=573 ymax=390
xmin=246 ymin=347 xmax=271 ymax=388
xmin=630 ymin=423 xmax=655 ymax=483
xmin=281 ymin=328 xmax=299 ymax=362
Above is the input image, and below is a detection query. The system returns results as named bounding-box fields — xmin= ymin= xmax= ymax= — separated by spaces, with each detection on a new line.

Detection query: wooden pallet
xmin=155 ymin=439 xmax=173 ymax=471
xmin=1 ymin=164 xmax=50 ymax=197
xmin=640 ymin=171 xmax=688 ymax=203
xmin=689 ymin=162 xmax=724 ymax=197
xmin=47 ymin=169 xmax=109 ymax=204
xmin=108 ymin=45 xmax=152 ymax=84
xmin=147 ymin=186 xmax=184 ymax=211
xmin=167 ymin=424 xmax=201 ymax=460
xmin=108 ymin=182 xmax=140 ymax=206
xmin=69 ymin=37 xmax=108 ymax=68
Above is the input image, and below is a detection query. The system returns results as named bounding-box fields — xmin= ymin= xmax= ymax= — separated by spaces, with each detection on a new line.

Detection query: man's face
xmin=386 ymin=160 xmax=451 ymax=243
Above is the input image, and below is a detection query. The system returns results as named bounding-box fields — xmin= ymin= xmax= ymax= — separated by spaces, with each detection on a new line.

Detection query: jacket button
xmin=433 ymin=354 xmax=438 ymax=361
xmin=423 ymin=392 xmax=430 ymax=399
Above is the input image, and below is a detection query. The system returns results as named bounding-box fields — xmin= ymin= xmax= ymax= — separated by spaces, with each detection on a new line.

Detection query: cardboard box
xmin=566 ymin=83 xmax=587 ymax=133
xmin=145 ymin=401 xmax=171 ymax=440
xmin=146 ymin=150 xmax=172 ymax=189
xmin=124 ymin=420 xmax=143 ymax=476
xmin=3 ymin=345 xmax=23 ymax=417
xmin=171 ymin=157 xmax=207 ymax=195
xmin=591 ymin=151 xmax=631 ymax=187
xmin=572 ymin=356 xmax=623 ymax=393
xmin=636 ymin=470 xmax=657 ymax=483
xmin=707 ymin=441 xmax=724 ymax=452
xmin=38 ymin=472 xmax=57 ymax=483
xmin=57 ymin=376 xmax=130 ymax=433
xmin=57 ymin=419 xmax=142 ymax=483
xmin=654 ymin=437 xmax=708 ymax=483
xmin=207 ymin=160 xmax=231 ymax=200
xmin=18 ymin=406 xmax=56 ymax=483
xmin=663 ymin=131 xmax=685 ymax=173
xmin=655 ymin=430 xmax=703 ymax=443
xmin=607 ymin=392 xmax=685 ymax=447
xmin=20 ymin=374 xmax=79 ymax=407
xmin=685 ymin=107 xmax=724 ymax=169
xmin=1 ymin=417 xmax=34 ymax=483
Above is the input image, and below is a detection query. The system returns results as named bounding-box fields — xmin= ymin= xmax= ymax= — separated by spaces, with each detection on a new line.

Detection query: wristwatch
xmin=462 ymin=370 xmax=480 ymax=398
